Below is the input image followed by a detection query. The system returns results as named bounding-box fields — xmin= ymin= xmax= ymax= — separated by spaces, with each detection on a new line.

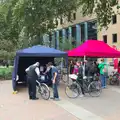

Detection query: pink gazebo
xmin=67 ymin=40 xmax=120 ymax=58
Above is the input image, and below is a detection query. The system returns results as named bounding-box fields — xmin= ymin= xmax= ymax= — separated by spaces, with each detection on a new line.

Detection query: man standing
xmin=25 ymin=62 xmax=40 ymax=100
xmin=98 ymin=59 xmax=107 ymax=88
xmin=48 ymin=62 xmax=60 ymax=101
xmin=76 ymin=61 xmax=85 ymax=97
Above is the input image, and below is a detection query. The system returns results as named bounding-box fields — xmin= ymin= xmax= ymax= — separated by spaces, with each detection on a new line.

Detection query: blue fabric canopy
xmin=16 ymin=45 xmax=67 ymax=57
xmin=12 ymin=45 xmax=68 ymax=91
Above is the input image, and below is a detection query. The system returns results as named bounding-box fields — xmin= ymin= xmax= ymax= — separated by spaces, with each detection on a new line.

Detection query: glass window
xmin=112 ymin=15 xmax=117 ymax=24
xmin=73 ymin=13 xmax=76 ymax=20
xmin=103 ymin=35 xmax=107 ymax=43
xmin=112 ymin=34 xmax=117 ymax=43
xmin=68 ymin=12 xmax=71 ymax=22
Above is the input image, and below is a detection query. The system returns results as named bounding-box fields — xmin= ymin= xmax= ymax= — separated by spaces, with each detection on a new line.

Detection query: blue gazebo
xmin=12 ymin=45 xmax=68 ymax=91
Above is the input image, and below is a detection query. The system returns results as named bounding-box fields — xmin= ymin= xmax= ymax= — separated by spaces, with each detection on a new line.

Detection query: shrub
xmin=0 ymin=66 xmax=13 ymax=80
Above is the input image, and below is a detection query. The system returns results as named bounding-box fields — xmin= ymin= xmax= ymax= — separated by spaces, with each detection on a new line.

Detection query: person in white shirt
xmin=25 ymin=62 xmax=40 ymax=100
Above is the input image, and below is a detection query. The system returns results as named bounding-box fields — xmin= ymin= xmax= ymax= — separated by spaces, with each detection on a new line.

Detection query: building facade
xmin=98 ymin=5 xmax=120 ymax=50
xmin=43 ymin=10 xmax=97 ymax=49
xmin=43 ymin=1 xmax=120 ymax=51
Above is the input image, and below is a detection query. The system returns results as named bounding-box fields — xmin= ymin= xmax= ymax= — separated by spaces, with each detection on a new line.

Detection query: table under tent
xmin=12 ymin=45 xmax=68 ymax=91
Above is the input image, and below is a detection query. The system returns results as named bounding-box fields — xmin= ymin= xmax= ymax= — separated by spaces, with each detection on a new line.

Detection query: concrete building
xmin=98 ymin=5 xmax=120 ymax=50
xmin=43 ymin=0 xmax=120 ymax=52
xmin=43 ymin=10 xmax=97 ymax=49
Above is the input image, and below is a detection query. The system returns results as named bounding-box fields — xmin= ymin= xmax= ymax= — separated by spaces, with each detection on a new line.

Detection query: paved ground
xmin=1 ymin=80 xmax=120 ymax=120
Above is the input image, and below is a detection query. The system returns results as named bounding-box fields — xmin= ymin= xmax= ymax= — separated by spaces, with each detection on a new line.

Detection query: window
xmin=112 ymin=34 xmax=117 ymax=43
xmin=55 ymin=19 xmax=58 ymax=26
xmin=73 ymin=13 xmax=76 ymax=20
xmin=112 ymin=15 xmax=117 ymax=24
xmin=60 ymin=17 xmax=63 ymax=24
xmin=68 ymin=12 xmax=71 ymax=22
xmin=103 ymin=35 xmax=107 ymax=43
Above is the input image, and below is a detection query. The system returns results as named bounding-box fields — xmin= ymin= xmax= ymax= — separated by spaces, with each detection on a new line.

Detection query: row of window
xmin=103 ymin=34 xmax=117 ymax=43
xmin=56 ymin=13 xmax=76 ymax=25
xmin=56 ymin=13 xmax=117 ymax=25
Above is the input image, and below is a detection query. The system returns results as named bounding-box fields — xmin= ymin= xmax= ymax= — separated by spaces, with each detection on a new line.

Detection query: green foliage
xmin=59 ymin=37 xmax=76 ymax=51
xmin=0 ymin=0 xmax=119 ymax=60
xmin=78 ymin=0 xmax=119 ymax=29
xmin=0 ymin=66 xmax=13 ymax=80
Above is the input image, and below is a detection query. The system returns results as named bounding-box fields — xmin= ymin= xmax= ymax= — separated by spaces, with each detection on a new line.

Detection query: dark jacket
xmin=77 ymin=66 xmax=83 ymax=81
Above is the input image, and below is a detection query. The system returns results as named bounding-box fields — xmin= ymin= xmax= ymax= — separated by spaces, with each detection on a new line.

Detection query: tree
xmin=78 ymin=0 xmax=119 ymax=29
xmin=59 ymin=37 xmax=76 ymax=51
xmin=0 ymin=0 xmax=119 ymax=60
xmin=11 ymin=0 xmax=79 ymax=37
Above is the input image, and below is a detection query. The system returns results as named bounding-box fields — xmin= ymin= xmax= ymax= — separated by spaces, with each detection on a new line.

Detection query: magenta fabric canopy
xmin=68 ymin=40 xmax=120 ymax=58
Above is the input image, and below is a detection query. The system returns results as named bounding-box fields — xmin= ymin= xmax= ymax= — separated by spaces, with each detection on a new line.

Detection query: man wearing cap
xmin=25 ymin=62 xmax=40 ymax=100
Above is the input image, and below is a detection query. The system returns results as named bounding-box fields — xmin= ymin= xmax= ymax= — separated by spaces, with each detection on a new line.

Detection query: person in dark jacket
xmin=76 ymin=61 xmax=85 ymax=97
xmin=69 ymin=60 xmax=74 ymax=74
xmin=25 ymin=62 xmax=40 ymax=100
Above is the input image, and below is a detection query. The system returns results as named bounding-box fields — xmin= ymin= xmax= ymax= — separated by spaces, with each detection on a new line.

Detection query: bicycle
xmin=58 ymin=67 xmax=68 ymax=83
xmin=65 ymin=74 xmax=102 ymax=98
xmin=36 ymin=75 xmax=50 ymax=100
xmin=108 ymin=71 xmax=120 ymax=85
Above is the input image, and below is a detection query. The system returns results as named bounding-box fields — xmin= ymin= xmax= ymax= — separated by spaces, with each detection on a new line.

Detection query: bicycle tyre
xmin=38 ymin=83 xmax=50 ymax=100
xmin=62 ymin=74 xmax=68 ymax=83
xmin=88 ymin=81 xmax=102 ymax=97
xmin=65 ymin=82 xmax=81 ymax=98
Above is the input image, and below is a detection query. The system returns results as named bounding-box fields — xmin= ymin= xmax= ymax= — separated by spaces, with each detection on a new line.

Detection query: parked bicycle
xmin=36 ymin=75 xmax=50 ymax=100
xmin=108 ymin=71 xmax=120 ymax=85
xmin=58 ymin=67 xmax=68 ymax=83
xmin=65 ymin=74 xmax=102 ymax=98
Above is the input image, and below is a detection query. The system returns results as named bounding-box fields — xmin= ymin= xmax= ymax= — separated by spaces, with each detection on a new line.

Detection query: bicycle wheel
xmin=62 ymin=74 xmax=68 ymax=83
xmin=65 ymin=82 xmax=81 ymax=98
xmin=88 ymin=81 xmax=102 ymax=97
xmin=38 ymin=83 xmax=50 ymax=100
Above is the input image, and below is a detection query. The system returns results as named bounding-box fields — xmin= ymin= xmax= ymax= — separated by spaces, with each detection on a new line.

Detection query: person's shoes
xmin=12 ymin=91 xmax=18 ymax=94
xmin=79 ymin=94 xmax=84 ymax=98
xmin=32 ymin=97 xmax=39 ymax=100
xmin=54 ymin=98 xmax=60 ymax=101
xmin=29 ymin=96 xmax=32 ymax=100
xmin=104 ymin=86 xmax=107 ymax=89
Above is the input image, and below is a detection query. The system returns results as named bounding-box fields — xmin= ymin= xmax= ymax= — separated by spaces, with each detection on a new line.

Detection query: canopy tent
xmin=68 ymin=40 xmax=120 ymax=58
xmin=12 ymin=45 xmax=68 ymax=91
xmin=16 ymin=45 xmax=67 ymax=57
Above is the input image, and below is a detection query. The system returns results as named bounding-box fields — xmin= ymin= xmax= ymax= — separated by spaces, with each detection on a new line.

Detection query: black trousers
xmin=27 ymin=77 xmax=36 ymax=99
xmin=77 ymin=76 xmax=84 ymax=95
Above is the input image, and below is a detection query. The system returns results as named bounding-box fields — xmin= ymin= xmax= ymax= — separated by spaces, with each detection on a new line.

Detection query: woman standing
xmin=73 ymin=61 xmax=79 ymax=75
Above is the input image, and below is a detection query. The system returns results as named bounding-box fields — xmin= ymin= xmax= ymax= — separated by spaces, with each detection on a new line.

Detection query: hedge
xmin=0 ymin=66 xmax=13 ymax=80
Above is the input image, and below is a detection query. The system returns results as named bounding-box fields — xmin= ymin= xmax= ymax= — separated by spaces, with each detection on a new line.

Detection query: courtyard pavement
xmin=1 ymin=79 xmax=120 ymax=120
